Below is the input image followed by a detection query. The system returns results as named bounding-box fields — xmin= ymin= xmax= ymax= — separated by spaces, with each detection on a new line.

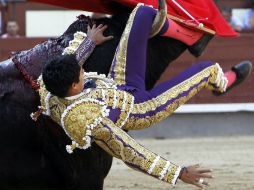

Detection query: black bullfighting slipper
xmin=188 ymin=34 xmax=214 ymax=57
xmin=213 ymin=60 xmax=252 ymax=96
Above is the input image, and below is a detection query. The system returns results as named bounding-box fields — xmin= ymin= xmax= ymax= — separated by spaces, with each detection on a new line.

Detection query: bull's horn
xmin=150 ymin=0 xmax=167 ymax=38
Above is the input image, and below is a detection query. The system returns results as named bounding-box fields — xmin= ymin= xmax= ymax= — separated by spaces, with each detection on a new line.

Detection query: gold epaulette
xmin=37 ymin=75 xmax=49 ymax=114
xmin=30 ymin=76 xmax=52 ymax=121
xmin=61 ymin=98 xmax=110 ymax=153
xmin=62 ymin=31 xmax=87 ymax=55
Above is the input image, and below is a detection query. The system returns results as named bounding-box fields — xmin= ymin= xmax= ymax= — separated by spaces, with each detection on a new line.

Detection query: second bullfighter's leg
xmin=106 ymin=4 xmax=251 ymax=132
xmin=123 ymin=61 xmax=228 ymax=130
xmin=107 ymin=5 xmax=228 ymax=130
xmin=108 ymin=5 xmax=203 ymax=87
xmin=108 ymin=5 xmax=153 ymax=88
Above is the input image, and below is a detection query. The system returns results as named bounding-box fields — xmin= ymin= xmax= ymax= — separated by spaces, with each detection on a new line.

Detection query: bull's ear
xmin=0 ymin=89 xmax=14 ymax=99
xmin=58 ymin=36 xmax=71 ymax=48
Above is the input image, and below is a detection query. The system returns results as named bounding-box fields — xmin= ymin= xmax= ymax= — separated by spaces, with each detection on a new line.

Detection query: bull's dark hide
xmin=0 ymin=4 xmax=187 ymax=190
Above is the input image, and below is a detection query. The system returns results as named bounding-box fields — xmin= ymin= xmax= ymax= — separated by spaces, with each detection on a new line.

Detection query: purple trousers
xmin=109 ymin=5 xmax=224 ymax=130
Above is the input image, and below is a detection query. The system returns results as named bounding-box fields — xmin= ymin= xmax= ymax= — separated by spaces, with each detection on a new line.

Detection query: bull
xmin=0 ymin=3 xmax=188 ymax=190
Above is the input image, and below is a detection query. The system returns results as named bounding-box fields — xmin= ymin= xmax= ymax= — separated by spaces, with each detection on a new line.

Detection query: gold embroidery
xmin=132 ymin=65 xmax=218 ymax=114
xmin=109 ymin=5 xmax=141 ymax=84
xmin=38 ymin=71 xmax=181 ymax=184
xmin=166 ymin=165 xmax=177 ymax=184
xmin=76 ymin=37 xmax=96 ymax=66
xmin=48 ymin=96 xmax=66 ymax=124
xmin=94 ymin=138 xmax=120 ymax=158
xmin=86 ymin=88 xmax=134 ymax=128
xmin=62 ymin=100 xmax=105 ymax=147
xmin=38 ymin=76 xmax=49 ymax=109
xmin=124 ymin=81 xmax=207 ymax=130
xmin=150 ymin=159 xmax=165 ymax=176
xmin=93 ymin=118 xmax=179 ymax=184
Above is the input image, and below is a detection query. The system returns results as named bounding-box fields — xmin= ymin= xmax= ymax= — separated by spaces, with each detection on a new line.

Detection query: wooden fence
xmin=0 ymin=33 xmax=253 ymax=104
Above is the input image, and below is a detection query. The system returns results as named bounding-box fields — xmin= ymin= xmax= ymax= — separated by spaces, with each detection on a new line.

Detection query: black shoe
xmin=213 ymin=60 xmax=253 ymax=96
xmin=188 ymin=34 xmax=214 ymax=57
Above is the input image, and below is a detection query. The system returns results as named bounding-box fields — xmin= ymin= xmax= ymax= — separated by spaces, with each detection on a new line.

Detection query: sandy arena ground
xmin=104 ymin=136 xmax=254 ymax=190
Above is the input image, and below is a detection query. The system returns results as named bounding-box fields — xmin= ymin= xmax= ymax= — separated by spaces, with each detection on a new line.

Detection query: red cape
xmin=29 ymin=0 xmax=237 ymax=37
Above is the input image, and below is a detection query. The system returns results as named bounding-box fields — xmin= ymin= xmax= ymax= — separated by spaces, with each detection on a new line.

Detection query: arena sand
xmin=105 ymin=136 xmax=254 ymax=190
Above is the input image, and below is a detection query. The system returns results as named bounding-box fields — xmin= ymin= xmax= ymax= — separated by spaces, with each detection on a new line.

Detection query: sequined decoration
xmin=75 ymin=37 xmax=96 ymax=65
xmin=109 ymin=4 xmax=141 ymax=85
xmin=93 ymin=118 xmax=181 ymax=185
xmin=132 ymin=64 xmax=219 ymax=115
xmin=124 ymin=81 xmax=207 ymax=130
xmin=62 ymin=31 xmax=96 ymax=66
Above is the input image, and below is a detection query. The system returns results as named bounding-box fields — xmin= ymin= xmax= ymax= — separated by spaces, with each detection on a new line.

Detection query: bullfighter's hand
xmin=179 ymin=164 xmax=213 ymax=189
xmin=87 ymin=24 xmax=114 ymax=45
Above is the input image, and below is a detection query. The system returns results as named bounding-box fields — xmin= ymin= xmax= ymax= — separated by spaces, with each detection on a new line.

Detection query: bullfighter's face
xmin=68 ymin=67 xmax=85 ymax=96
xmin=75 ymin=67 xmax=85 ymax=94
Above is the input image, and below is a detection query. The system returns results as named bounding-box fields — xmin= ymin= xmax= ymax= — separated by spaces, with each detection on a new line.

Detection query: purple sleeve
xmin=75 ymin=36 xmax=96 ymax=65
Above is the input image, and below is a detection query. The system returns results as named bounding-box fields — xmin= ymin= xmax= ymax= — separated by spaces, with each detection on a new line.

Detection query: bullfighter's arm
xmin=62 ymin=31 xmax=96 ymax=65
xmin=75 ymin=34 xmax=96 ymax=65
xmin=93 ymin=117 xmax=182 ymax=186
xmin=63 ymin=23 xmax=113 ymax=66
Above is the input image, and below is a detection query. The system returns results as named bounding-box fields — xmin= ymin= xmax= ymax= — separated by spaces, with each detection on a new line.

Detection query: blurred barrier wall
xmin=0 ymin=34 xmax=254 ymax=104
xmin=0 ymin=37 xmax=47 ymax=61
xmin=158 ymin=34 xmax=254 ymax=104
xmin=0 ymin=0 xmax=253 ymax=139
xmin=216 ymin=0 xmax=254 ymax=8
xmin=1 ymin=0 xmax=254 ymax=36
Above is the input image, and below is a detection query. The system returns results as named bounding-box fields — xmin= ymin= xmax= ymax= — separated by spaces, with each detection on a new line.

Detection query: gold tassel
xmin=30 ymin=106 xmax=46 ymax=121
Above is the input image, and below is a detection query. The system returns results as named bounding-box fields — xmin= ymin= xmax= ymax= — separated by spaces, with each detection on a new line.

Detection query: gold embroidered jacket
xmin=36 ymin=28 xmax=182 ymax=185
xmin=37 ymin=74 xmax=182 ymax=186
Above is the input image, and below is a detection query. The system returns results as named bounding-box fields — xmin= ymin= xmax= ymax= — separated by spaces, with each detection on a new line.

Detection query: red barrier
xmin=0 ymin=35 xmax=253 ymax=103
xmin=159 ymin=33 xmax=254 ymax=103
xmin=0 ymin=37 xmax=48 ymax=61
